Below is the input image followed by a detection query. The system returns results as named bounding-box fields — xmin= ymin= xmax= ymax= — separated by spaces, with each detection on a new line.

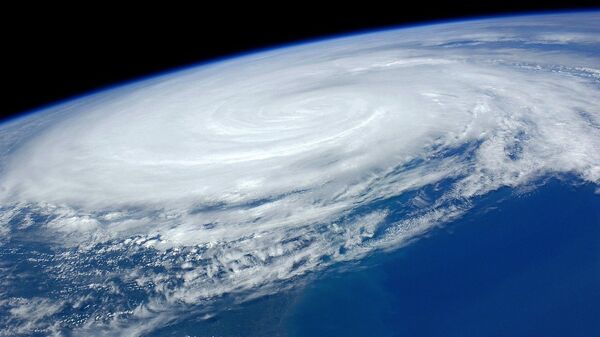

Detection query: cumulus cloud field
xmin=0 ymin=12 xmax=599 ymax=336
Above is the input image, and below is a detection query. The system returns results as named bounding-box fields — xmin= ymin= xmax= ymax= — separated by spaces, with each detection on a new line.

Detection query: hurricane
xmin=1 ymin=12 xmax=599 ymax=336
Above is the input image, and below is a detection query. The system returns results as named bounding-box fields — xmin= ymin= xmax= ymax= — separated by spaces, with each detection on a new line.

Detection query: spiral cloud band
xmin=1 ymin=12 xmax=599 ymax=336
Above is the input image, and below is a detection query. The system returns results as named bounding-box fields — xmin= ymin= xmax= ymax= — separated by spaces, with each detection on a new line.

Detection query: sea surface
xmin=149 ymin=177 xmax=600 ymax=337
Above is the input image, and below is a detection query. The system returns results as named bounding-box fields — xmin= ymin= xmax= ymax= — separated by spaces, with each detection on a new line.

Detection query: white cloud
xmin=0 ymin=11 xmax=599 ymax=336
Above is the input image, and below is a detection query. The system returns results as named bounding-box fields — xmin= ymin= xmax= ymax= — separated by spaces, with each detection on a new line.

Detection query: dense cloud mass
xmin=0 ymin=12 xmax=599 ymax=336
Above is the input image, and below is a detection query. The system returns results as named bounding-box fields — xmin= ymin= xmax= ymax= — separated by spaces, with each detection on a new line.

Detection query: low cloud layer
xmin=1 ymin=12 xmax=599 ymax=336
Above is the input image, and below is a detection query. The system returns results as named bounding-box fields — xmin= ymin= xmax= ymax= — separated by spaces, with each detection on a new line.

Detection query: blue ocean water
xmin=152 ymin=176 xmax=600 ymax=336
xmin=1 ymin=11 xmax=600 ymax=336
xmin=286 ymin=177 xmax=600 ymax=337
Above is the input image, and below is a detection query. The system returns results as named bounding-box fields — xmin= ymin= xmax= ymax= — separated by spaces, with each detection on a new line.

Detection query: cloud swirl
xmin=0 ymin=12 xmax=599 ymax=336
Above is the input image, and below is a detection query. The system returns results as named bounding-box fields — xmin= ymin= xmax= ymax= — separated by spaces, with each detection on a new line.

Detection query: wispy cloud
xmin=1 ymin=11 xmax=599 ymax=336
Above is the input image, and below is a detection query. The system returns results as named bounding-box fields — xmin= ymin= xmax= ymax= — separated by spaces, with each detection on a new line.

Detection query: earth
xmin=0 ymin=11 xmax=599 ymax=337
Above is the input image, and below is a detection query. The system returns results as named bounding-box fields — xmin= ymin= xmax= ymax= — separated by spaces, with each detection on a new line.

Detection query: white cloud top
xmin=0 ymin=12 xmax=599 ymax=336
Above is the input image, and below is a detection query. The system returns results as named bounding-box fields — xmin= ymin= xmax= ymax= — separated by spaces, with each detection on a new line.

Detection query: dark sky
xmin=2 ymin=2 xmax=598 ymax=121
